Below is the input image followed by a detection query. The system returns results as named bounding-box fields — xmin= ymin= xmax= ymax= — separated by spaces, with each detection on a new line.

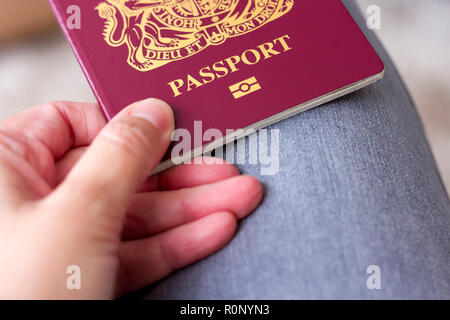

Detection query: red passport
xmin=49 ymin=0 xmax=384 ymax=171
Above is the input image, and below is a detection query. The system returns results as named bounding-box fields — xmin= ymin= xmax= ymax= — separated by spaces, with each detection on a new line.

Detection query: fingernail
xmin=131 ymin=98 xmax=173 ymax=134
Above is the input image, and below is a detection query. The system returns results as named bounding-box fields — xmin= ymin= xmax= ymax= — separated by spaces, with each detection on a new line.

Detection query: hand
xmin=0 ymin=98 xmax=263 ymax=299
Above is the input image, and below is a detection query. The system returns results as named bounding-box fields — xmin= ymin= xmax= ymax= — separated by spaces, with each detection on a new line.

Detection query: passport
xmin=49 ymin=0 xmax=384 ymax=171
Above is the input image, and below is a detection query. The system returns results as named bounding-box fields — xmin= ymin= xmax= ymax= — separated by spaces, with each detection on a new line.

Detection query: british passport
xmin=49 ymin=0 xmax=384 ymax=171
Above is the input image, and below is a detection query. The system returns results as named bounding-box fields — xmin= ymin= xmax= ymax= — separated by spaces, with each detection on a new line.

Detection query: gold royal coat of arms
xmin=96 ymin=0 xmax=294 ymax=71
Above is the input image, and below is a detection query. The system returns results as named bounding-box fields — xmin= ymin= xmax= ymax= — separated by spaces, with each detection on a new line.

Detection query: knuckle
xmin=98 ymin=118 xmax=156 ymax=157
xmin=0 ymin=130 xmax=30 ymax=160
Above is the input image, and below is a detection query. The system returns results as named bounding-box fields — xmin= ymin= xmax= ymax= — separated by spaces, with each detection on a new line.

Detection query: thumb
xmin=53 ymin=98 xmax=174 ymax=232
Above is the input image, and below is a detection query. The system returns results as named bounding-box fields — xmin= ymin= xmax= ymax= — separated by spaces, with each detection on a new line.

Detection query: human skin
xmin=0 ymin=98 xmax=263 ymax=299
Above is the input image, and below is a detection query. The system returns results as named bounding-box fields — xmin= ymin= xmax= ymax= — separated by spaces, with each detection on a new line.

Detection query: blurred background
xmin=0 ymin=0 xmax=449 ymax=194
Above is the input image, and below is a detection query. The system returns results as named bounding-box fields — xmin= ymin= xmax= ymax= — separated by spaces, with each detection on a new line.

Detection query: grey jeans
xmin=136 ymin=0 xmax=450 ymax=299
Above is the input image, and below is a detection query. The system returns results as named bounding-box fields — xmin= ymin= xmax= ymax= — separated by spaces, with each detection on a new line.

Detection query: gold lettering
xmin=274 ymin=35 xmax=292 ymax=52
xmin=144 ymin=50 xmax=156 ymax=59
xmin=192 ymin=41 xmax=204 ymax=51
xmin=241 ymin=49 xmax=261 ymax=65
xmin=167 ymin=35 xmax=293 ymax=97
xmin=184 ymin=19 xmax=195 ymax=29
xmin=168 ymin=79 xmax=184 ymax=97
xmin=185 ymin=45 xmax=196 ymax=55
xmin=212 ymin=61 xmax=229 ymax=78
xmin=224 ymin=55 xmax=240 ymax=73
xmin=186 ymin=74 xmax=204 ymax=91
xmin=170 ymin=49 xmax=183 ymax=59
xmin=199 ymin=66 xmax=216 ymax=84
xmin=258 ymin=42 xmax=280 ymax=59
xmin=161 ymin=51 xmax=170 ymax=60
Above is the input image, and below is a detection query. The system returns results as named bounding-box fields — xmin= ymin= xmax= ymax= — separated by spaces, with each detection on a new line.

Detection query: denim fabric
xmin=136 ymin=0 xmax=450 ymax=299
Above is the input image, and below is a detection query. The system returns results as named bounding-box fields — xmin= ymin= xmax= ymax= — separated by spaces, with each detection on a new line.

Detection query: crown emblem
xmin=96 ymin=0 xmax=294 ymax=71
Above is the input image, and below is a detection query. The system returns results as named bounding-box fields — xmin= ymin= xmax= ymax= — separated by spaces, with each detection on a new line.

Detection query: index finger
xmin=1 ymin=101 xmax=107 ymax=159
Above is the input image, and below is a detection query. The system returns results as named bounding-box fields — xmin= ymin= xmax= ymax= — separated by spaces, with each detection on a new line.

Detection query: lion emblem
xmin=96 ymin=0 xmax=294 ymax=71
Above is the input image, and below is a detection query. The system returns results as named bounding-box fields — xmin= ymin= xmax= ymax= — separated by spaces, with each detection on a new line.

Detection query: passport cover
xmin=49 ymin=0 xmax=384 ymax=171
